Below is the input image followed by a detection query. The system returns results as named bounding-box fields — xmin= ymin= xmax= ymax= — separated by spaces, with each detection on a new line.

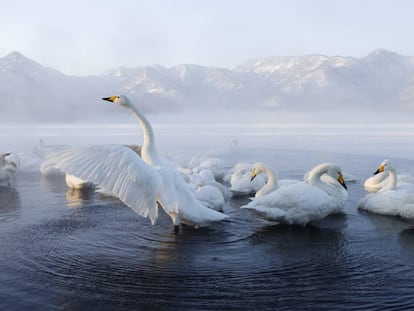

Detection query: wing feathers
xmin=45 ymin=145 xmax=162 ymax=224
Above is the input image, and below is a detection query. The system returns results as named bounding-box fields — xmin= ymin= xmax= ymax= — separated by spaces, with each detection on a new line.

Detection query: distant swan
xmin=241 ymin=163 xmax=348 ymax=225
xmin=44 ymin=95 xmax=228 ymax=227
xmin=358 ymin=159 xmax=414 ymax=219
xmin=0 ymin=152 xmax=19 ymax=187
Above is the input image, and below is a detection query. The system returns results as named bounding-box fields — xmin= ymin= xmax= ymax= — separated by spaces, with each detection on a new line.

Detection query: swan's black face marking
xmin=250 ymin=172 xmax=257 ymax=182
xmin=374 ymin=163 xmax=386 ymax=175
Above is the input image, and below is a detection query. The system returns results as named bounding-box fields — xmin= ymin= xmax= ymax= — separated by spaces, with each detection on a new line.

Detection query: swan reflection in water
xmin=0 ymin=186 xmax=21 ymax=218
xmin=66 ymin=187 xmax=97 ymax=208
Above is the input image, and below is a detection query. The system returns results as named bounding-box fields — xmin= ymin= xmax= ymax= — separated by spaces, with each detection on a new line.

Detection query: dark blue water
xmin=1 ymin=125 xmax=414 ymax=310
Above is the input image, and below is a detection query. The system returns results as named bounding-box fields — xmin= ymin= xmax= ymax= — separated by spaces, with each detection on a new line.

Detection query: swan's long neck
xmin=126 ymin=104 xmax=161 ymax=165
xmin=255 ymin=166 xmax=278 ymax=198
xmin=380 ymin=169 xmax=398 ymax=191
xmin=307 ymin=166 xmax=326 ymax=186
xmin=307 ymin=164 xmax=333 ymax=191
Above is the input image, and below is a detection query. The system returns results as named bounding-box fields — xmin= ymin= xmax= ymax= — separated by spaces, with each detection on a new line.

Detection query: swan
xmin=358 ymin=159 xmax=414 ymax=219
xmin=224 ymin=162 xmax=267 ymax=197
xmin=44 ymin=95 xmax=228 ymax=227
xmin=65 ymin=174 xmax=95 ymax=190
xmin=191 ymin=169 xmax=230 ymax=200
xmin=176 ymin=168 xmax=227 ymax=211
xmin=190 ymin=157 xmax=226 ymax=181
xmin=0 ymin=152 xmax=19 ymax=187
xmin=364 ymin=168 xmax=414 ymax=193
xmin=194 ymin=184 xmax=225 ymax=212
xmin=241 ymin=163 xmax=348 ymax=225
xmin=250 ymin=162 xmax=300 ymax=198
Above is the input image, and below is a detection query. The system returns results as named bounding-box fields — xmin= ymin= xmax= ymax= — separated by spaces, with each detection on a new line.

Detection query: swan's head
xmin=374 ymin=159 xmax=394 ymax=175
xmin=250 ymin=163 xmax=267 ymax=182
xmin=324 ymin=164 xmax=347 ymax=190
xmin=102 ymin=95 xmax=132 ymax=108
xmin=1 ymin=152 xmax=19 ymax=169
xmin=334 ymin=169 xmax=347 ymax=190
xmin=1 ymin=152 xmax=11 ymax=164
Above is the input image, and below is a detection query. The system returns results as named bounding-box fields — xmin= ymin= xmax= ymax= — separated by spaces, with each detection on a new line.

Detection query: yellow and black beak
xmin=102 ymin=96 xmax=116 ymax=102
xmin=374 ymin=165 xmax=384 ymax=175
xmin=250 ymin=172 xmax=257 ymax=182
xmin=338 ymin=173 xmax=347 ymax=190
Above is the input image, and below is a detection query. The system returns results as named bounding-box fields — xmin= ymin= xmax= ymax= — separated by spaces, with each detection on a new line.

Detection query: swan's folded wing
xmin=45 ymin=145 xmax=163 ymax=224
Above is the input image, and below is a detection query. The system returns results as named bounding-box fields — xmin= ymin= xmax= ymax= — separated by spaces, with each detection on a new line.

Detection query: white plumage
xmin=358 ymin=159 xmax=414 ymax=219
xmin=364 ymin=169 xmax=414 ymax=193
xmin=0 ymin=152 xmax=20 ymax=187
xmin=241 ymin=163 xmax=348 ymax=225
xmin=224 ymin=162 xmax=267 ymax=197
xmin=44 ymin=95 xmax=228 ymax=227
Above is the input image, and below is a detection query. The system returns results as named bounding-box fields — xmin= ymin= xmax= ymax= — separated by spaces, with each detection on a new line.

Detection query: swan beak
xmin=374 ymin=165 xmax=384 ymax=175
xmin=338 ymin=173 xmax=347 ymax=190
xmin=102 ymin=96 xmax=116 ymax=102
xmin=250 ymin=173 xmax=257 ymax=182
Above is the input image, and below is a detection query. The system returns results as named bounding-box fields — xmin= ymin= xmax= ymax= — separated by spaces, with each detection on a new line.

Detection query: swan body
xmin=44 ymin=95 xmax=228 ymax=227
xmin=241 ymin=163 xmax=348 ymax=225
xmin=190 ymin=158 xmax=226 ymax=181
xmin=0 ymin=152 xmax=19 ymax=187
xmin=358 ymin=160 xmax=414 ymax=219
xmin=65 ymin=174 xmax=95 ymax=190
xmin=191 ymin=169 xmax=230 ymax=201
xmin=194 ymin=184 xmax=225 ymax=211
xmin=178 ymin=168 xmax=227 ymax=211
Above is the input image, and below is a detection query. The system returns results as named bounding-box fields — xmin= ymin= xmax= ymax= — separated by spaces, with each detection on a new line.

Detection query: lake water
xmin=1 ymin=123 xmax=414 ymax=310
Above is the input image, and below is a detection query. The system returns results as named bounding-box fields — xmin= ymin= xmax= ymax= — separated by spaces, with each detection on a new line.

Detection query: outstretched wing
xmin=44 ymin=144 xmax=163 ymax=224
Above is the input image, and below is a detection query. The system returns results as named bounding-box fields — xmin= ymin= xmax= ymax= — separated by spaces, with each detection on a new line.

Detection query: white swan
xmin=364 ymin=168 xmax=414 ymax=193
xmin=176 ymin=168 xmax=227 ymax=212
xmin=0 ymin=152 xmax=19 ymax=187
xmin=194 ymin=184 xmax=225 ymax=212
xmin=358 ymin=159 xmax=414 ymax=219
xmin=241 ymin=163 xmax=348 ymax=225
xmin=44 ymin=95 xmax=228 ymax=227
xmin=191 ymin=169 xmax=230 ymax=200
xmin=224 ymin=162 xmax=267 ymax=197
xmin=65 ymin=174 xmax=95 ymax=190
xmin=250 ymin=162 xmax=299 ymax=198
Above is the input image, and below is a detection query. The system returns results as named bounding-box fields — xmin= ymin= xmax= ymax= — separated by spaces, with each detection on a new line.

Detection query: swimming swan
xmin=241 ymin=163 xmax=348 ymax=225
xmin=0 ymin=152 xmax=19 ymax=187
xmin=364 ymin=168 xmax=414 ymax=193
xmin=250 ymin=162 xmax=299 ymax=198
xmin=358 ymin=159 xmax=414 ymax=219
xmin=45 ymin=95 xmax=228 ymax=227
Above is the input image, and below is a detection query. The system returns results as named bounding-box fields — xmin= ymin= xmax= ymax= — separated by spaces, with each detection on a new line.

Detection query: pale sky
xmin=1 ymin=0 xmax=413 ymax=76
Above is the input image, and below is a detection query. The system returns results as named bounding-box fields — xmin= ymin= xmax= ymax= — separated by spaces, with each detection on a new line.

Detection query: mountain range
xmin=1 ymin=49 xmax=414 ymax=123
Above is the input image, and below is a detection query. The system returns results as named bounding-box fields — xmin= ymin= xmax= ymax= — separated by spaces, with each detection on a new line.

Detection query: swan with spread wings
xmin=45 ymin=95 xmax=228 ymax=228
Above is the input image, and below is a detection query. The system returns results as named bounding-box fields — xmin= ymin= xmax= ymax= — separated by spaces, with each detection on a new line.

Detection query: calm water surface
xmin=1 ymin=123 xmax=414 ymax=310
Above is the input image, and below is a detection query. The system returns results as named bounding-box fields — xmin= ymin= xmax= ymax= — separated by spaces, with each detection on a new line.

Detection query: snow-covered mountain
xmin=1 ymin=49 xmax=414 ymax=122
